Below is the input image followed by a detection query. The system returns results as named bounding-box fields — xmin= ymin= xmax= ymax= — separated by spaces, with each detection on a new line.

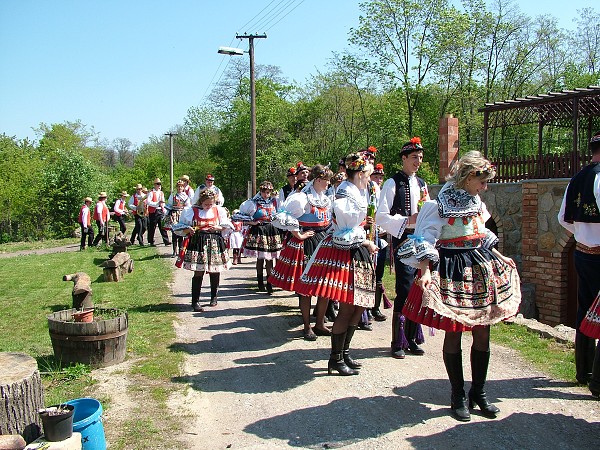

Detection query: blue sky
xmin=0 ymin=0 xmax=594 ymax=147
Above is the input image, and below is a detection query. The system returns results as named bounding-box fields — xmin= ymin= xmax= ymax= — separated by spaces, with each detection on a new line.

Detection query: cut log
xmin=62 ymin=273 xmax=93 ymax=309
xmin=100 ymin=252 xmax=132 ymax=282
xmin=0 ymin=353 xmax=44 ymax=444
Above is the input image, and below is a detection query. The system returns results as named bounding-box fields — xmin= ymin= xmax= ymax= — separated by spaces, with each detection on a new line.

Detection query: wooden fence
xmin=490 ymin=152 xmax=592 ymax=182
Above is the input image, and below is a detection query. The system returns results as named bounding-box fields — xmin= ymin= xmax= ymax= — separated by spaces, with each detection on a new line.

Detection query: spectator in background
xmin=78 ymin=197 xmax=94 ymax=250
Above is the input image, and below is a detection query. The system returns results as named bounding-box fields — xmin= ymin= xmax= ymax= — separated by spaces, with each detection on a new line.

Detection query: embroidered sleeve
xmin=272 ymin=194 xmax=306 ymax=231
xmin=172 ymin=207 xmax=194 ymax=236
xmin=234 ymin=199 xmax=256 ymax=222
xmin=217 ymin=206 xmax=233 ymax=230
xmin=481 ymin=229 xmax=499 ymax=249
xmin=397 ymin=201 xmax=441 ymax=268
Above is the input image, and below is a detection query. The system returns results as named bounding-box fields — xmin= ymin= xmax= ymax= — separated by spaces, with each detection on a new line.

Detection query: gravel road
xmin=164 ymin=247 xmax=600 ymax=450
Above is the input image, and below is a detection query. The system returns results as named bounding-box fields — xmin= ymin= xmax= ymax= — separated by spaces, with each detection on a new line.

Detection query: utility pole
xmin=164 ymin=132 xmax=178 ymax=194
xmin=235 ymin=33 xmax=266 ymax=196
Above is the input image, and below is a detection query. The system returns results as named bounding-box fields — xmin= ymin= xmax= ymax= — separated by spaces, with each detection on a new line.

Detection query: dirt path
xmin=163 ymin=247 xmax=599 ymax=450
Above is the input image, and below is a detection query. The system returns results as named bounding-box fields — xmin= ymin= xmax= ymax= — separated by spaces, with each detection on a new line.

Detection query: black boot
xmin=575 ymin=331 xmax=595 ymax=384
xmin=588 ymin=341 xmax=600 ymax=398
xmin=405 ymin=319 xmax=425 ymax=355
xmin=390 ymin=313 xmax=407 ymax=359
xmin=209 ymin=273 xmax=219 ymax=306
xmin=191 ymin=275 xmax=203 ymax=312
xmin=266 ymin=282 xmax=274 ymax=294
xmin=468 ymin=349 xmax=500 ymax=418
xmin=443 ymin=351 xmax=471 ymax=422
xmin=372 ymin=284 xmax=386 ymax=321
xmin=257 ymin=271 xmax=266 ymax=292
xmin=328 ymin=332 xmax=358 ymax=376
xmin=343 ymin=325 xmax=362 ymax=369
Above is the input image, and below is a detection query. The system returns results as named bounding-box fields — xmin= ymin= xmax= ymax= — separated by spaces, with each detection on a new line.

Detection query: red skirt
xmin=403 ymin=280 xmax=472 ymax=332
xmin=294 ymin=235 xmax=375 ymax=307
xmin=580 ymin=290 xmax=600 ymax=339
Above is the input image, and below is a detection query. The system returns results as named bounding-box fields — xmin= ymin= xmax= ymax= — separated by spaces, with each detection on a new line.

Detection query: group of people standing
xmin=184 ymin=138 xmax=520 ymax=422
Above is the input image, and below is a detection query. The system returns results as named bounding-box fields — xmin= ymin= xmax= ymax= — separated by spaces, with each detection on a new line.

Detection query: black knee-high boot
xmin=209 ymin=273 xmax=219 ymax=306
xmin=191 ymin=275 xmax=203 ymax=312
xmin=256 ymin=261 xmax=265 ymax=291
xmin=443 ymin=351 xmax=470 ymax=421
xmin=588 ymin=341 xmax=600 ymax=398
xmin=575 ymin=331 xmax=596 ymax=384
xmin=343 ymin=325 xmax=361 ymax=369
xmin=469 ymin=349 xmax=500 ymax=417
xmin=328 ymin=332 xmax=358 ymax=376
xmin=405 ymin=319 xmax=425 ymax=355
xmin=371 ymin=283 xmax=386 ymax=321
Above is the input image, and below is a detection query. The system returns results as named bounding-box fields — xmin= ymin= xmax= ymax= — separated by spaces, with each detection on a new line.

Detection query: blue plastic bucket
xmin=66 ymin=398 xmax=106 ymax=450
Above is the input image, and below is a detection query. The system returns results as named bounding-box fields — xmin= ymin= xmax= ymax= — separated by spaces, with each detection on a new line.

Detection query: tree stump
xmin=0 ymin=352 xmax=44 ymax=444
xmin=100 ymin=252 xmax=133 ymax=282
xmin=63 ymin=272 xmax=93 ymax=309
xmin=110 ymin=232 xmax=131 ymax=257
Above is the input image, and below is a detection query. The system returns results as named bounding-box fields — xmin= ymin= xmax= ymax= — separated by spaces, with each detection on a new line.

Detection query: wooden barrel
xmin=47 ymin=308 xmax=128 ymax=368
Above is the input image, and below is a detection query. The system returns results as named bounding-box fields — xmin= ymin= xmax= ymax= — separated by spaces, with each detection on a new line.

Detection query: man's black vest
xmin=390 ymin=171 xmax=426 ymax=217
xmin=564 ymin=162 xmax=600 ymax=223
xmin=281 ymin=184 xmax=293 ymax=201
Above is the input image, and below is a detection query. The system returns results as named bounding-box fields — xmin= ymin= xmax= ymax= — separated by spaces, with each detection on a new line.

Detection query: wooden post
xmin=0 ymin=352 xmax=44 ymax=443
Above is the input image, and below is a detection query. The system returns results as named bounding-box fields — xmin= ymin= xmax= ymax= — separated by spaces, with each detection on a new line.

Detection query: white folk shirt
xmin=376 ymin=174 xmax=423 ymax=239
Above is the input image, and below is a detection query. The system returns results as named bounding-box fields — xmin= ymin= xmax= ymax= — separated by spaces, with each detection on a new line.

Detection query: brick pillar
xmin=438 ymin=114 xmax=459 ymax=183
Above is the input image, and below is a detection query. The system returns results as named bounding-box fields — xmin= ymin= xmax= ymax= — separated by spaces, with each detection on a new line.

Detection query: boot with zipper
xmin=343 ymin=325 xmax=362 ymax=369
xmin=468 ymin=349 xmax=500 ymax=418
xmin=443 ymin=351 xmax=471 ymax=421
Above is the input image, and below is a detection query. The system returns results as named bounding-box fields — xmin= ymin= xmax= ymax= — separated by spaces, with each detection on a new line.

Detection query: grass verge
xmin=0 ymin=237 xmax=79 ymax=253
xmin=0 ymin=244 xmax=184 ymax=449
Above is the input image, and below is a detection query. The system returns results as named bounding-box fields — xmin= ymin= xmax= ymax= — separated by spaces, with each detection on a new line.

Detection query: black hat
xmin=400 ymin=137 xmax=424 ymax=156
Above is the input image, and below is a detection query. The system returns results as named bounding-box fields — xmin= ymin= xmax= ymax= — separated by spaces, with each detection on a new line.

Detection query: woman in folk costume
xmin=398 ymin=151 xmax=521 ymax=421
xmin=296 ymin=153 xmax=378 ymax=375
xmin=580 ymin=290 xmax=600 ymax=397
xmin=166 ymin=180 xmax=192 ymax=257
xmin=234 ymin=181 xmax=283 ymax=293
xmin=269 ymin=164 xmax=334 ymax=341
xmin=172 ymin=188 xmax=232 ymax=312
xmin=228 ymin=209 xmax=245 ymax=265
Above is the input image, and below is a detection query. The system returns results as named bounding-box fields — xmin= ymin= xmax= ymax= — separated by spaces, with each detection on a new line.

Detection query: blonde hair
xmin=447 ymin=151 xmax=496 ymax=189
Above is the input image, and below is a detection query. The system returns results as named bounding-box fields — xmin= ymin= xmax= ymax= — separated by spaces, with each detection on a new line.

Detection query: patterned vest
xmin=193 ymin=206 xmax=219 ymax=230
xmin=390 ymin=171 xmax=426 ymax=217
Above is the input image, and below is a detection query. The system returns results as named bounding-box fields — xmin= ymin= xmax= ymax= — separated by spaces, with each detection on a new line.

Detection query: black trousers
xmin=92 ymin=220 xmax=107 ymax=246
xmin=575 ymin=250 xmax=600 ymax=328
xmin=147 ymin=212 xmax=170 ymax=245
xmin=113 ymin=215 xmax=127 ymax=233
xmin=80 ymin=223 xmax=94 ymax=249
xmin=392 ymin=236 xmax=417 ymax=312
xmin=130 ymin=215 xmax=146 ymax=244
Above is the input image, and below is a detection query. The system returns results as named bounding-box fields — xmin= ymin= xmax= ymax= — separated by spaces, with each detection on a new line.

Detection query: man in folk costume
xmin=558 ymin=131 xmax=600 ymax=397
xmin=193 ymin=174 xmax=225 ymax=206
xmin=146 ymin=178 xmax=171 ymax=246
xmin=92 ymin=192 xmax=110 ymax=246
xmin=179 ymin=174 xmax=195 ymax=200
xmin=113 ymin=191 xmax=130 ymax=234
xmin=278 ymin=166 xmax=297 ymax=204
xmin=78 ymin=197 xmax=94 ymax=250
xmin=128 ymin=184 xmax=146 ymax=245
xmin=376 ymin=137 xmax=429 ymax=358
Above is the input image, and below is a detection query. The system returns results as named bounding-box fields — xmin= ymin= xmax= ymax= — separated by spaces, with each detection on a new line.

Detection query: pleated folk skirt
xmin=295 ymin=235 xmax=375 ymax=307
xmin=580 ymin=290 xmax=600 ymax=339
xmin=402 ymin=247 xmax=521 ymax=331
xmin=176 ymin=231 xmax=230 ymax=273
xmin=242 ymin=223 xmax=282 ymax=260
xmin=268 ymin=229 xmax=327 ymax=292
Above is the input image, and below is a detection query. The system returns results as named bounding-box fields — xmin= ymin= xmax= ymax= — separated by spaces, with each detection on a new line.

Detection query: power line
xmin=263 ymin=0 xmax=305 ymax=32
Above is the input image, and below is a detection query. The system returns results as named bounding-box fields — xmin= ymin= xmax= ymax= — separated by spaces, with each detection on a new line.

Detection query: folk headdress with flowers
xmin=373 ymin=163 xmax=384 ymax=175
xmin=345 ymin=153 xmax=368 ymax=171
xmin=286 ymin=166 xmax=297 ymax=177
xmin=363 ymin=145 xmax=378 ymax=159
xmin=400 ymin=136 xmax=424 ymax=155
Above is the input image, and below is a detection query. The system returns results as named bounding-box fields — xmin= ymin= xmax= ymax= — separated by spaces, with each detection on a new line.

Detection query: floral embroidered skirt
xmin=268 ymin=229 xmax=327 ymax=292
xmin=580 ymin=290 xmax=600 ymax=339
xmin=242 ymin=223 xmax=282 ymax=260
xmin=295 ymin=235 xmax=375 ymax=307
xmin=176 ymin=231 xmax=230 ymax=273
xmin=402 ymin=247 xmax=521 ymax=331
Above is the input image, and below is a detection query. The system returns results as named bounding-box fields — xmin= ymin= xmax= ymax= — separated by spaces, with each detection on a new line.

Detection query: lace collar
xmin=437 ymin=182 xmax=482 ymax=218
xmin=252 ymin=193 xmax=275 ymax=207
xmin=306 ymin=185 xmax=331 ymax=208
